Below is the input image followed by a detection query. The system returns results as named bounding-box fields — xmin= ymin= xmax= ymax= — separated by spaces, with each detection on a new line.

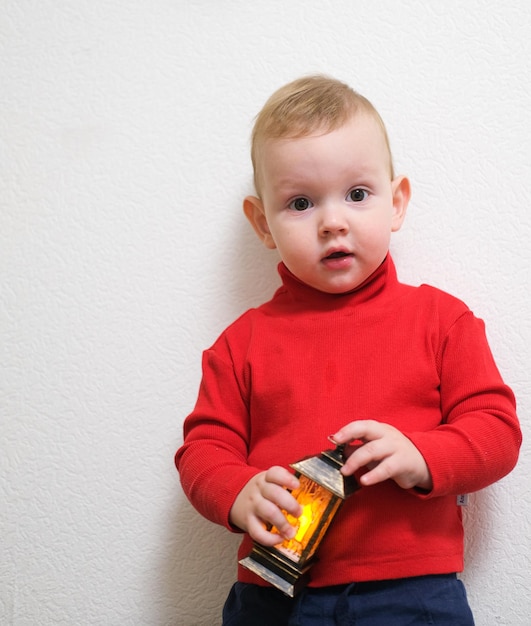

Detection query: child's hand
xmin=229 ymin=466 xmax=302 ymax=546
xmin=332 ymin=420 xmax=433 ymax=491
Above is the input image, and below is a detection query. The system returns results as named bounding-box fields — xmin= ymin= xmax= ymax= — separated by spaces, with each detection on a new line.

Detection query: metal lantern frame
xmin=239 ymin=443 xmax=359 ymax=597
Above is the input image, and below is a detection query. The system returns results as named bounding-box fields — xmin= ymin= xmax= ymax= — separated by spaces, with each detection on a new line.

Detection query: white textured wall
xmin=1 ymin=1 xmax=530 ymax=624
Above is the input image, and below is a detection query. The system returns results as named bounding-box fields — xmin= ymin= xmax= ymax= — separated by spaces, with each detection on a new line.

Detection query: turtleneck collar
xmin=274 ymin=253 xmax=399 ymax=311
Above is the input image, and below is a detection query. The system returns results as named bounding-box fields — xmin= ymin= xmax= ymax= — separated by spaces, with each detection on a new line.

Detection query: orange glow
xmin=294 ymin=502 xmax=313 ymax=542
xmin=271 ymin=475 xmax=338 ymax=562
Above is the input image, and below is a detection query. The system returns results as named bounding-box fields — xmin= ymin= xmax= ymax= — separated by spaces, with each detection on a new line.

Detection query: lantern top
xmin=290 ymin=441 xmax=359 ymax=499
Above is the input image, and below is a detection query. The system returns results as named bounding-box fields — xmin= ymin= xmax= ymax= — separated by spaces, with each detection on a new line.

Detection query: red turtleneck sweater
xmin=175 ymin=255 xmax=520 ymax=586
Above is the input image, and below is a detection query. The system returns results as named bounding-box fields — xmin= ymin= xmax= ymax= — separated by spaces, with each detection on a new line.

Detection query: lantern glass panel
xmin=271 ymin=475 xmax=342 ymax=563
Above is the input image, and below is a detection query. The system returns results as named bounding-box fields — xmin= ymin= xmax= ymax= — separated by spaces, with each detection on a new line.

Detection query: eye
xmin=289 ymin=197 xmax=312 ymax=211
xmin=348 ymin=188 xmax=369 ymax=202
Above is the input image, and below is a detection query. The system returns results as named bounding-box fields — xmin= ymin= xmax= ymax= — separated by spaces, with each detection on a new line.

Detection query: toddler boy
xmin=176 ymin=75 xmax=521 ymax=625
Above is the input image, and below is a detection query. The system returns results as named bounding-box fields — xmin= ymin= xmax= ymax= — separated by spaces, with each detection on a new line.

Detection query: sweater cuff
xmin=406 ymin=430 xmax=470 ymax=497
xmin=208 ymin=465 xmax=263 ymax=532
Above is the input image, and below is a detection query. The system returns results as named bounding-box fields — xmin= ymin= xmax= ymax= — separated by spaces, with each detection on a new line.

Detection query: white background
xmin=1 ymin=1 xmax=530 ymax=624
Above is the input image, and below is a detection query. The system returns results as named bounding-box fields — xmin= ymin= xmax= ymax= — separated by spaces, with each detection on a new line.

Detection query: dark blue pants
xmin=222 ymin=574 xmax=475 ymax=625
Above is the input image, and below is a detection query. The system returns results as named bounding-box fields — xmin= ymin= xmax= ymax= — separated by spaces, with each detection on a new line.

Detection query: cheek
xmin=271 ymin=224 xmax=306 ymax=250
xmin=359 ymin=215 xmax=394 ymax=240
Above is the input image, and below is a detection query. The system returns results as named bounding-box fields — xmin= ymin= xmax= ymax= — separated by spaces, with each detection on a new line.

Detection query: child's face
xmin=245 ymin=115 xmax=410 ymax=294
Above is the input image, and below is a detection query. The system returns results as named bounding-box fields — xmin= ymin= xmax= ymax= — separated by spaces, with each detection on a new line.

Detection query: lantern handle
xmin=323 ymin=436 xmax=349 ymax=466
xmin=327 ymin=436 xmax=346 ymax=457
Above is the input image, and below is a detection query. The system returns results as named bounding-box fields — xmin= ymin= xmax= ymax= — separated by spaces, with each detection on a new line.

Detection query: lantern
xmin=239 ymin=441 xmax=359 ymax=597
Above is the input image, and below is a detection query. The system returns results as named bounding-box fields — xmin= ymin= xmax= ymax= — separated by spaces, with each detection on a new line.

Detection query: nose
xmin=318 ymin=204 xmax=349 ymax=237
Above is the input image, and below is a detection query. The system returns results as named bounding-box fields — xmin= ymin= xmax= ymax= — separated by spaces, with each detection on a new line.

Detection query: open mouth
xmin=324 ymin=250 xmax=352 ymax=260
xmin=326 ymin=251 xmax=349 ymax=258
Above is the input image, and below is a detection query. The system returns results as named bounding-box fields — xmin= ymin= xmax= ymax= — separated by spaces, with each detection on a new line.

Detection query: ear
xmin=243 ymin=196 xmax=277 ymax=249
xmin=390 ymin=175 xmax=410 ymax=232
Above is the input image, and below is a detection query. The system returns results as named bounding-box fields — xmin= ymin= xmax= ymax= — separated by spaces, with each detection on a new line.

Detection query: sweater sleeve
xmin=175 ymin=330 xmax=260 ymax=531
xmin=407 ymin=310 xmax=521 ymax=497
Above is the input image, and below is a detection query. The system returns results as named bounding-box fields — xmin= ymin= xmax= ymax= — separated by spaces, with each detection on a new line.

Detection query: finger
xmin=332 ymin=420 xmax=386 ymax=445
xmin=255 ymin=497 xmax=297 ymax=541
xmin=262 ymin=466 xmax=301 ymax=518
xmin=358 ymin=459 xmax=395 ymax=486
xmin=262 ymin=481 xmax=302 ymax=519
xmin=341 ymin=439 xmax=387 ymax=476
xmin=264 ymin=465 xmax=300 ymax=491
xmin=246 ymin=516 xmax=287 ymax=546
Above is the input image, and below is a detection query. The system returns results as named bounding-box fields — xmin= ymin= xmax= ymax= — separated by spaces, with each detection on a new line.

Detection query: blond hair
xmin=250 ymin=75 xmax=394 ymax=195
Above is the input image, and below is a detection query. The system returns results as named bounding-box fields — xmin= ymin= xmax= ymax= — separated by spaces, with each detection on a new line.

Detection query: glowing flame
xmin=272 ymin=476 xmax=339 ymax=562
xmin=294 ymin=502 xmax=314 ymax=542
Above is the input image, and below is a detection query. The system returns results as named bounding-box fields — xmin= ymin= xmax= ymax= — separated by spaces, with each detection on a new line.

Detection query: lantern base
xmin=239 ymin=543 xmax=313 ymax=597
